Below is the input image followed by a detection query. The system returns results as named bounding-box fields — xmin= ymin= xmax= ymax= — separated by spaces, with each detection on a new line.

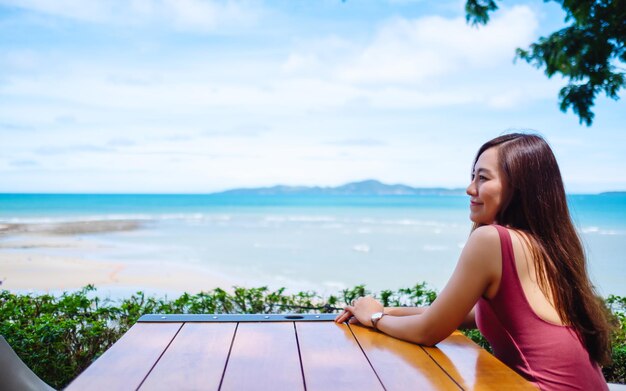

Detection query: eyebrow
xmin=473 ymin=167 xmax=493 ymax=175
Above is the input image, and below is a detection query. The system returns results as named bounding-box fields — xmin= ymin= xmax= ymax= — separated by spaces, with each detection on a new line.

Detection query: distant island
xmin=216 ymin=179 xmax=465 ymax=196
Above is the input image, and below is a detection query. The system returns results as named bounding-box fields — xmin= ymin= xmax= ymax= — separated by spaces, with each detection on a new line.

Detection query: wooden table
xmin=66 ymin=314 xmax=535 ymax=390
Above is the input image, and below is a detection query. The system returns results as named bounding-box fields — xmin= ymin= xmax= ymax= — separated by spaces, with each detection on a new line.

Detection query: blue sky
xmin=1 ymin=0 xmax=624 ymax=194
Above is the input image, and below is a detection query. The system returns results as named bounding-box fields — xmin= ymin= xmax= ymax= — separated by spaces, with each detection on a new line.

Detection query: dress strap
xmin=491 ymin=224 xmax=518 ymax=300
xmin=492 ymin=224 xmax=514 ymax=269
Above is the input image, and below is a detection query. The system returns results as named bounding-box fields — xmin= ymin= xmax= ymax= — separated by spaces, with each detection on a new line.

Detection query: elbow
xmin=404 ymin=324 xmax=444 ymax=347
xmin=416 ymin=333 xmax=442 ymax=347
xmin=383 ymin=314 xmax=449 ymax=347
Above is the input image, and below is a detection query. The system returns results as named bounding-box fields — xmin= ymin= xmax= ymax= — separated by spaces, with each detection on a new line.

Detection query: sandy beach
xmin=0 ymin=221 xmax=233 ymax=294
xmin=0 ymin=252 xmax=233 ymax=293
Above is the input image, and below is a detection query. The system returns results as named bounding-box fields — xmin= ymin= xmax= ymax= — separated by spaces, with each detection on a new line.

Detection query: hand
xmin=334 ymin=296 xmax=384 ymax=328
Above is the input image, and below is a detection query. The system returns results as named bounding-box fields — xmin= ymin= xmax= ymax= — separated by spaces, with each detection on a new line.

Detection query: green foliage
xmin=1 ymin=285 xmax=624 ymax=388
xmin=0 ymin=286 xmax=123 ymax=390
xmin=380 ymin=282 xmax=438 ymax=307
xmin=465 ymin=0 xmax=498 ymax=25
xmin=605 ymin=345 xmax=626 ymax=384
xmin=465 ymin=0 xmax=625 ymax=126
xmin=462 ymin=328 xmax=492 ymax=352
xmin=605 ymin=294 xmax=626 ymax=383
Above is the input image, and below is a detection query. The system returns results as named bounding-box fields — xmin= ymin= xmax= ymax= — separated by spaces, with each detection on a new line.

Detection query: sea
xmin=0 ymin=193 xmax=624 ymax=297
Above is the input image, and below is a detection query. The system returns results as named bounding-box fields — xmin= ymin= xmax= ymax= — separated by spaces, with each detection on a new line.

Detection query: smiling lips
xmin=470 ymin=200 xmax=483 ymax=207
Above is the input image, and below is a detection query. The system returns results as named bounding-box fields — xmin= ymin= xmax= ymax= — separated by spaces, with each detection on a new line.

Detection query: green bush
xmin=605 ymin=295 xmax=626 ymax=383
xmin=0 ymin=284 xmax=623 ymax=388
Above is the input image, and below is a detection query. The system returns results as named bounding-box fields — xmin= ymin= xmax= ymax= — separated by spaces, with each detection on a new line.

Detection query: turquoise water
xmin=1 ymin=193 xmax=624 ymax=296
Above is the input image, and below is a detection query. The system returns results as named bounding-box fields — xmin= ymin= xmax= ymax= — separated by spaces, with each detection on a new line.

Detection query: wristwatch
xmin=371 ymin=312 xmax=385 ymax=331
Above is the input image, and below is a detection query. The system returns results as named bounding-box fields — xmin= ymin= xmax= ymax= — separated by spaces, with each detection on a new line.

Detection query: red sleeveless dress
xmin=475 ymin=225 xmax=608 ymax=390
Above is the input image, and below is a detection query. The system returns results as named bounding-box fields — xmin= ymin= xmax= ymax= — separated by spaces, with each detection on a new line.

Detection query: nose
xmin=466 ymin=180 xmax=476 ymax=196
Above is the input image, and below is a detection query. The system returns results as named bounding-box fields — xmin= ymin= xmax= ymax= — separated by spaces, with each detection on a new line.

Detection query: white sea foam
xmin=321 ymin=223 xmax=344 ymax=229
xmin=263 ymin=215 xmax=337 ymax=223
xmin=580 ymin=226 xmax=624 ymax=235
xmin=253 ymin=242 xmax=300 ymax=249
xmin=381 ymin=219 xmax=447 ymax=227
xmin=0 ymin=215 xmax=151 ymax=224
xmin=423 ymin=245 xmax=448 ymax=252
xmin=0 ymin=213 xmax=238 ymax=225
xmin=352 ymin=244 xmax=371 ymax=253
xmin=598 ymin=230 xmax=622 ymax=235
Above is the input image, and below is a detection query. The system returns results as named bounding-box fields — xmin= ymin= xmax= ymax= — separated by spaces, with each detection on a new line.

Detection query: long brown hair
xmin=473 ymin=133 xmax=612 ymax=365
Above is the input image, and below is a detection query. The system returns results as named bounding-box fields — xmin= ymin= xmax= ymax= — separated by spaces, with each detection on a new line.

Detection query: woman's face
xmin=466 ymin=147 xmax=507 ymax=225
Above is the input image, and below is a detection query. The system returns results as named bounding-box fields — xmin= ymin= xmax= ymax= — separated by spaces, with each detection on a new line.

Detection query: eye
xmin=478 ymin=175 xmax=488 ymax=181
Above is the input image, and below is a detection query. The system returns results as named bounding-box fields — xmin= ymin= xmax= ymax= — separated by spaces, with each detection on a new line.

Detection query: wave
xmin=352 ymin=244 xmax=371 ymax=253
xmin=580 ymin=226 xmax=624 ymax=235
xmin=263 ymin=215 xmax=337 ymax=223
xmin=0 ymin=213 xmax=232 ymax=225
xmin=0 ymin=220 xmax=143 ymax=235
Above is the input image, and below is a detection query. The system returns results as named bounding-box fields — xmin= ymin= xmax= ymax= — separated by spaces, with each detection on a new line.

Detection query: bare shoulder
xmin=460 ymin=226 xmax=502 ymax=273
xmin=460 ymin=225 xmax=502 ymax=298
xmin=466 ymin=225 xmax=501 ymax=251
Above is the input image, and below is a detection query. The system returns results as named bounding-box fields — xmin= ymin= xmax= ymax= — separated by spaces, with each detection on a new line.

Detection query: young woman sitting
xmin=335 ymin=133 xmax=612 ymax=390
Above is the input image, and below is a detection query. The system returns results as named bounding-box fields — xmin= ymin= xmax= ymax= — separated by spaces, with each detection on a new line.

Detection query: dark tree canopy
xmin=465 ymin=0 xmax=626 ymax=126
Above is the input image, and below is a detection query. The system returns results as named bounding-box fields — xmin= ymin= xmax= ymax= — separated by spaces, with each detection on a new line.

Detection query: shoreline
xmin=0 ymin=251 xmax=234 ymax=296
xmin=0 ymin=219 xmax=144 ymax=236
xmin=1 ymin=216 xmax=624 ymax=297
xmin=0 ymin=220 xmax=235 ymax=296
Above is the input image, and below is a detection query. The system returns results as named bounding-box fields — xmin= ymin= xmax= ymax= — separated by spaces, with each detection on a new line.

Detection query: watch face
xmin=372 ymin=312 xmax=383 ymax=320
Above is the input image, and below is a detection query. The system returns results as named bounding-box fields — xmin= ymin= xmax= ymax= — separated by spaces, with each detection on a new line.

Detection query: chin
xmin=469 ymin=214 xmax=495 ymax=226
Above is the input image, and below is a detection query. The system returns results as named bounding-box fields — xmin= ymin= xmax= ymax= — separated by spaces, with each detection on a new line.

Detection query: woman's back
xmin=476 ymin=225 xmax=608 ymax=390
xmin=508 ymin=228 xmax=563 ymax=326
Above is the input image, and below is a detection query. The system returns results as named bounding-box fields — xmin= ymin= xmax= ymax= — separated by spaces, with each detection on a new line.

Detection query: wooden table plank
xmin=65 ymin=322 xmax=182 ymax=391
xmin=139 ymin=322 xmax=236 ymax=391
xmin=349 ymin=324 xmax=462 ymax=391
xmin=296 ymin=322 xmax=384 ymax=391
xmin=220 ymin=322 xmax=304 ymax=391
xmin=422 ymin=331 xmax=536 ymax=390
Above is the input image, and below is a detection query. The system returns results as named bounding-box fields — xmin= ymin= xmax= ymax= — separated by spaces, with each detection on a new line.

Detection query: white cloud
xmin=1 ymin=1 xmax=623 ymax=193
xmin=335 ymin=5 xmax=538 ymax=84
xmin=0 ymin=0 xmax=260 ymax=32
xmin=0 ymin=0 xmax=113 ymax=23
xmin=0 ymin=4 xmax=547 ymax=126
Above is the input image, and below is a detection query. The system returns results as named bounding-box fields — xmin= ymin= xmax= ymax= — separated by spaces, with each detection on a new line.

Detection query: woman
xmin=335 ymin=133 xmax=612 ymax=390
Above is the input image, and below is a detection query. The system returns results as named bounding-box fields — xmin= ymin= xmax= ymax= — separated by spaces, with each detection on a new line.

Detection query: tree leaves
xmin=466 ymin=0 xmax=625 ymax=125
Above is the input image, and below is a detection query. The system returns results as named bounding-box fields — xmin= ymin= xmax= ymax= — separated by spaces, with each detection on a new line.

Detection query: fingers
xmin=334 ymin=310 xmax=350 ymax=323
xmin=348 ymin=317 xmax=361 ymax=325
xmin=334 ymin=307 xmax=355 ymax=323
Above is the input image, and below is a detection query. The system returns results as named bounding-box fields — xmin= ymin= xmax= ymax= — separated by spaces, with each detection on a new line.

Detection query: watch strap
xmin=371 ymin=312 xmax=385 ymax=331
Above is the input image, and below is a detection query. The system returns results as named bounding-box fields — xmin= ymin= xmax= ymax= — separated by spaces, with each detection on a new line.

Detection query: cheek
xmin=485 ymin=185 xmax=503 ymax=207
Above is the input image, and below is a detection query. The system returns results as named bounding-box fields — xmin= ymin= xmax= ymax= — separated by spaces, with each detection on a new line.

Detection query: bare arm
xmin=383 ymin=307 xmax=426 ymax=316
xmin=335 ymin=226 xmax=499 ymax=345
xmin=383 ymin=306 xmax=476 ymax=329
xmin=459 ymin=306 xmax=477 ymax=329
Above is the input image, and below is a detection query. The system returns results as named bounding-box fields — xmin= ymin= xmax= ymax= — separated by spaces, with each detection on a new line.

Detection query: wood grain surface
xmin=220 ymin=322 xmax=304 ymax=391
xmin=65 ymin=322 xmax=182 ymax=391
xmin=422 ymin=331 xmax=536 ymax=390
xmin=296 ymin=322 xmax=384 ymax=391
xmin=139 ymin=322 xmax=236 ymax=391
xmin=349 ymin=324 xmax=462 ymax=391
